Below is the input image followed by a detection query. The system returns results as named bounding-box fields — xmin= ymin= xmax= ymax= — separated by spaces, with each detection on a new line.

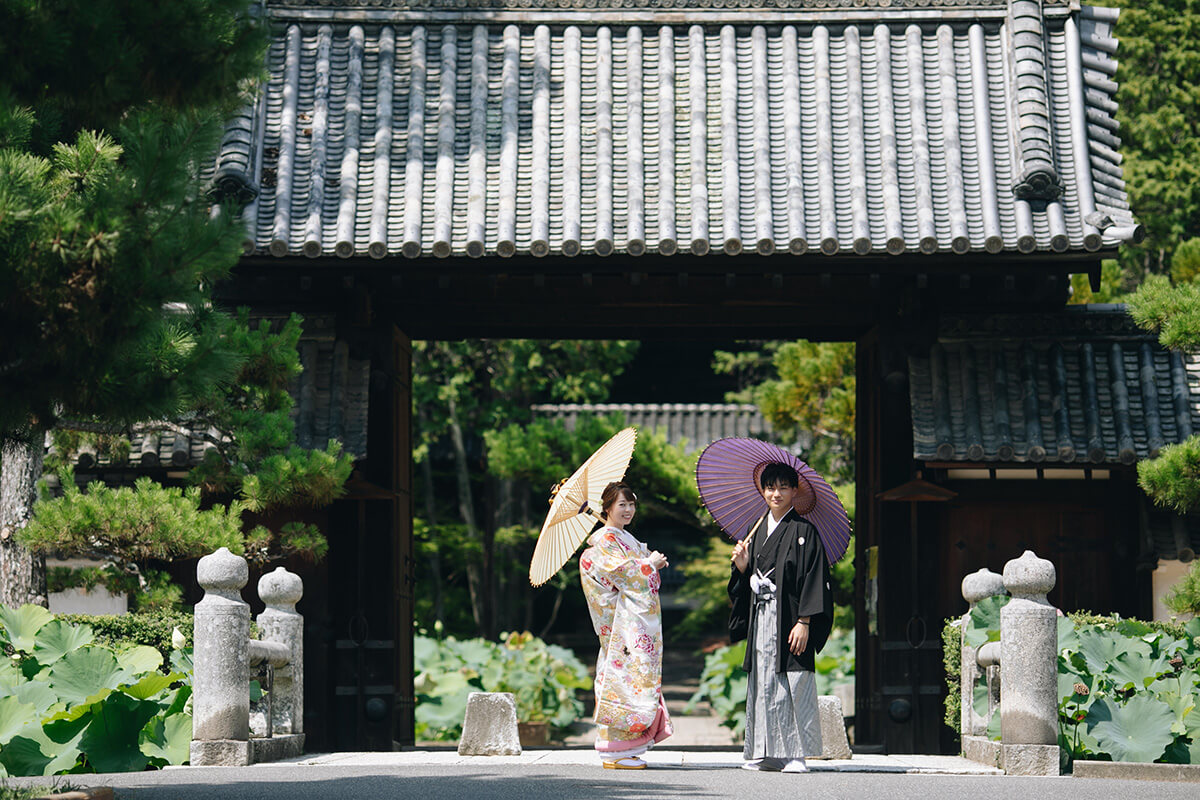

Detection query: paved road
xmin=9 ymin=751 xmax=1196 ymax=800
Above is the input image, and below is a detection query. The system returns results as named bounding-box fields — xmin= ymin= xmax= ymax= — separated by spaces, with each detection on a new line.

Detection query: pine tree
xmin=18 ymin=313 xmax=356 ymax=600
xmin=0 ymin=1 xmax=266 ymax=605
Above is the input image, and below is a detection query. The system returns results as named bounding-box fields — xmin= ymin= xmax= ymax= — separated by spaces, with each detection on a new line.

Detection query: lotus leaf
xmin=0 ymin=661 xmax=21 ymax=693
xmin=1162 ymin=738 xmax=1195 ymax=765
xmin=115 ymin=645 xmax=163 ymax=680
xmin=965 ymin=595 xmax=1008 ymax=649
xmin=32 ymin=620 xmax=95 ymax=666
xmin=169 ymin=646 xmax=193 ymax=677
xmin=1057 ymin=615 xmax=1079 ymax=654
xmin=449 ymin=639 xmax=494 ymax=669
xmin=1076 ymin=625 xmax=1152 ymax=677
xmin=1158 ymin=688 xmax=1200 ymax=738
xmin=79 ymin=692 xmax=160 ymax=773
xmin=1087 ymin=695 xmax=1176 ymax=763
xmin=1107 ymin=650 xmax=1172 ymax=692
xmin=987 ymin=706 xmax=1002 ymax=741
xmin=48 ymin=646 xmax=124 ymax=708
xmin=139 ymin=712 xmax=191 ymax=766
xmin=0 ymin=605 xmax=54 ymax=653
xmin=415 ymin=692 xmax=469 ymax=738
xmin=0 ymin=718 xmax=87 ymax=777
xmin=122 ymin=672 xmax=176 ymax=701
xmin=413 ymin=635 xmax=438 ymax=664
xmin=1113 ymin=618 xmax=1156 ymax=641
xmin=14 ymin=682 xmax=59 ymax=717
xmin=0 ymin=697 xmax=40 ymax=745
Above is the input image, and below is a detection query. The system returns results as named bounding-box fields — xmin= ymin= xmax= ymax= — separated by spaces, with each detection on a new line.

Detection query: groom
xmin=728 ymin=461 xmax=833 ymax=772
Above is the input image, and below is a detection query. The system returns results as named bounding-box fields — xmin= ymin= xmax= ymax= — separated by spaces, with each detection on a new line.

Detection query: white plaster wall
xmin=1152 ymin=559 xmax=1196 ymax=622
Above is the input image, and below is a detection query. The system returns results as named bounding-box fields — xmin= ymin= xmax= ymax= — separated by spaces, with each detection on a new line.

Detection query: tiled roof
xmin=909 ymin=308 xmax=1197 ymax=465
xmin=531 ymin=403 xmax=770 ymax=452
xmin=59 ymin=319 xmax=370 ymax=471
xmin=211 ymin=2 xmax=1140 ymax=260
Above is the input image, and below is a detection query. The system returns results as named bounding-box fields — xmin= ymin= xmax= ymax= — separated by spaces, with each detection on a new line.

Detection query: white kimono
xmin=580 ymin=526 xmax=674 ymax=757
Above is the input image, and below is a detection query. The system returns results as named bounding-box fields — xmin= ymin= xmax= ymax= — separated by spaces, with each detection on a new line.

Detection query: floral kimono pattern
xmin=579 ymin=526 xmax=673 ymax=754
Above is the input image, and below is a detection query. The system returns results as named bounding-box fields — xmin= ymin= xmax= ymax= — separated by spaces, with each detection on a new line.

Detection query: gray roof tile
xmin=910 ymin=309 xmax=1196 ymax=465
xmin=531 ymin=403 xmax=770 ymax=452
xmin=214 ymin=4 xmax=1141 ymax=259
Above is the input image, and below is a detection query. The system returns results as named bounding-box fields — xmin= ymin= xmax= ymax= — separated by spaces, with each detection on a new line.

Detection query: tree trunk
xmin=417 ymin=433 xmax=445 ymax=627
xmin=447 ymin=396 xmax=488 ymax=636
xmin=0 ymin=431 xmax=49 ymax=608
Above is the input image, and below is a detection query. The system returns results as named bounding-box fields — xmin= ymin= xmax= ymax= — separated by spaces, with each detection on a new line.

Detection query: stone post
xmin=999 ymin=550 xmax=1060 ymax=775
xmin=191 ymin=547 xmax=251 ymax=766
xmin=257 ymin=566 xmax=304 ymax=735
xmin=960 ymin=568 xmax=1005 ymax=737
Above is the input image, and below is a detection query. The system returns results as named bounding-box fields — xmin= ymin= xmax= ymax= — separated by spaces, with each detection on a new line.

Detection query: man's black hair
xmin=760 ymin=461 xmax=800 ymax=489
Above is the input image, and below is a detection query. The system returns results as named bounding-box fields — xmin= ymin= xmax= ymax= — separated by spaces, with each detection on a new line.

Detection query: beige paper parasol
xmin=528 ymin=427 xmax=638 ymax=587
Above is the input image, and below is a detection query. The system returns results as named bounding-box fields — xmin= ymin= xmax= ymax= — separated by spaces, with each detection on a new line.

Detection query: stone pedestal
xmin=458 ymin=692 xmax=521 ymax=756
xmin=814 ymin=695 xmax=852 ymax=759
xmin=192 ymin=548 xmax=250 ymax=757
xmin=960 ymin=568 xmax=1005 ymax=737
xmin=257 ymin=566 xmax=305 ymax=735
xmin=999 ymin=550 xmax=1060 ymax=774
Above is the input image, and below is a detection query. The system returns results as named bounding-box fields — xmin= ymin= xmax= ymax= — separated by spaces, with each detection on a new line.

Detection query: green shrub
xmin=414 ymin=631 xmax=591 ymax=741
xmin=943 ymin=618 xmax=962 ymax=731
xmin=57 ymin=610 xmax=194 ymax=667
xmin=0 ymin=604 xmax=193 ymax=776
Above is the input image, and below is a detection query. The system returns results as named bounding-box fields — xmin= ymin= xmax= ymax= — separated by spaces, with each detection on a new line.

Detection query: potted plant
xmin=491 ymin=631 xmax=590 ymax=746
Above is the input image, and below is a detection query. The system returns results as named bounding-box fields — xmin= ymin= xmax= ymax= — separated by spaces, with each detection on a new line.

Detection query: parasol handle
xmin=742 ymin=515 xmax=765 ymax=547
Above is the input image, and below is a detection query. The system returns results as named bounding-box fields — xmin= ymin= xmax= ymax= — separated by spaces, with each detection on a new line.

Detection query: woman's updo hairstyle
xmin=599 ymin=481 xmax=637 ymax=520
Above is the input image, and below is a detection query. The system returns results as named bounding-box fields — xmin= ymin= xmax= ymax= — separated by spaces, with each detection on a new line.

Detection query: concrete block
xmin=1002 ymin=743 xmax=1059 ymax=776
xmin=251 ymin=734 xmax=306 ymax=764
xmin=1073 ymin=760 xmax=1200 ymax=782
xmin=813 ymin=695 xmax=852 ymax=760
xmin=457 ymin=692 xmax=521 ymax=756
xmin=961 ymin=735 xmax=1002 ymax=769
xmin=190 ymin=739 xmax=251 ymax=767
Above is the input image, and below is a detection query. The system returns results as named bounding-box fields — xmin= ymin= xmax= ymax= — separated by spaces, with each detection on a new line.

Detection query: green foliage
xmin=1137 ymin=436 xmax=1200 ymax=514
xmin=413 ymin=339 xmax=639 ymax=637
xmin=944 ymin=607 xmax=1200 ymax=766
xmin=814 ymin=628 xmax=855 ymax=696
xmin=0 ymin=605 xmax=192 ymax=776
xmin=22 ymin=312 xmax=351 ymax=604
xmin=686 ymin=641 xmax=749 ymax=736
xmin=674 ymin=535 xmax=739 ymax=639
xmin=0 ymin=101 xmax=250 ymax=438
xmin=413 ymin=632 xmax=590 ymax=741
xmin=1128 ymin=275 xmax=1200 ymax=353
xmin=714 ymin=340 xmax=855 ymax=482
xmin=1171 ymin=238 xmax=1200 ymax=284
xmin=187 ymin=312 xmax=356 ymax=542
xmin=1111 ymin=0 xmax=1200 ymax=278
xmin=943 ymin=619 xmax=962 ymax=731
xmin=1164 ymin=560 xmax=1200 ymax=616
xmin=22 ymin=471 xmax=245 ymax=563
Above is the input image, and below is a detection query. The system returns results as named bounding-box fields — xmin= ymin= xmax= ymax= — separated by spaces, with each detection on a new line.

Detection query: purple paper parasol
xmin=696 ymin=437 xmax=852 ymax=564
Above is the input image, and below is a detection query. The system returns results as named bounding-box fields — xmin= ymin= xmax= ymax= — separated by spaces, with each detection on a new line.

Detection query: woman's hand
xmin=787 ymin=620 xmax=810 ymax=655
xmin=731 ymin=540 xmax=750 ymax=573
xmin=649 ymin=551 xmax=669 ymax=570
